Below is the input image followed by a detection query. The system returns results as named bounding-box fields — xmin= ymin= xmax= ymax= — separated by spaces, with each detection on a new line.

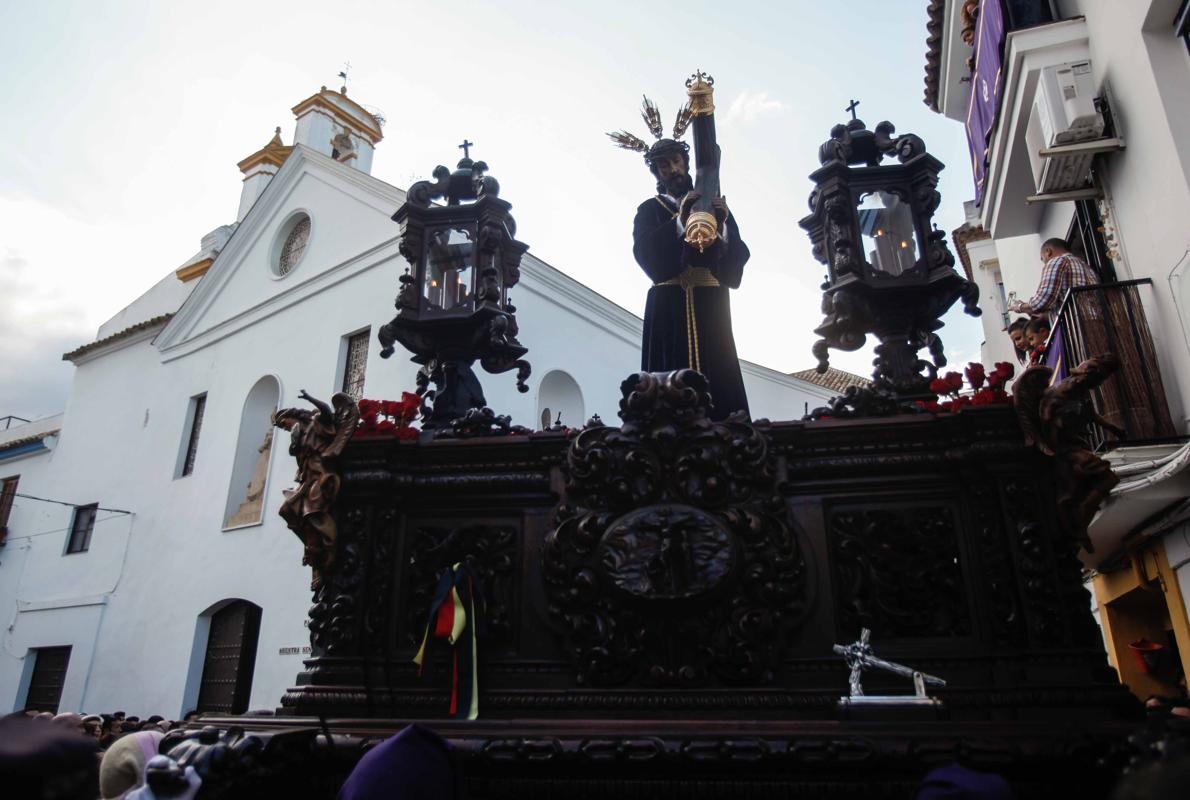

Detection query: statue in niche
xmin=226 ymin=429 xmax=274 ymax=527
xmin=330 ymin=128 xmax=356 ymax=161
xmin=273 ymin=391 xmax=360 ymax=589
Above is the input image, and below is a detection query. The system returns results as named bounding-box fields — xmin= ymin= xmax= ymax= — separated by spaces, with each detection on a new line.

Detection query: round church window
xmin=276 ymin=214 xmax=311 ymax=276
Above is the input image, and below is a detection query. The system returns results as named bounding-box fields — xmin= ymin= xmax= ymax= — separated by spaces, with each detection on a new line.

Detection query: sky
xmin=0 ymin=0 xmax=985 ymax=420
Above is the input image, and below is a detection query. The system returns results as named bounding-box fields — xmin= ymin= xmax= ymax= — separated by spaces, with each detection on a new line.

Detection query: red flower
xmin=394 ymin=426 xmax=419 ymax=441
xmin=929 ymin=378 xmax=949 ymax=395
xmin=965 ymin=362 xmax=986 ymax=390
xmin=943 ymin=372 xmax=964 ymax=393
xmin=397 ymin=392 xmax=422 ymax=423
xmin=987 ymin=361 xmax=1015 ymax=390
xmin=358 ymin=398 xmax=380 ymax=416
xmin=916 ymin=399 xmax=942 ymax=413
xmin=970 ymin=388 xmax=996 ymax=406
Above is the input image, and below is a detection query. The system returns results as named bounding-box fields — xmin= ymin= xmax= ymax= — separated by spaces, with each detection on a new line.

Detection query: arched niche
xmin=537 ymin=370 xmax=585 ymax=430
xmin=224 ymin=376 xmax=280 ymax=528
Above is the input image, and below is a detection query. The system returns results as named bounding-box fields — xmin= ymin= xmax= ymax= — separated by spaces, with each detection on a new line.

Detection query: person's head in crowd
xmin=1040 ymin=236 xmax=1071 ymax=264
xmin=99 ymin=729 xmax=164 ymax=800
xmin=52 ymin=711 xmax=85 ymax=734
xmin=1025 ymin=317 xmax=1051 ymax=351
xmin=338 ymin=724 xmax=462 ymax=800
xmin=0 ymin=714 xmax=99 ymax=800
xmin=113 ymin=711 xmax=126 ymax=721
xmin=125 ymin=716 xmax=141 ymax=727
xmin=1006 ymin=318 xmax=1029 ymax=363
xmin=82 ymin=714 xmax=103 ymax=742
xmin=917 ymin=763 xmax=1014 ymax=800
xmin=182 ymin=709 xmax=199 ymax=723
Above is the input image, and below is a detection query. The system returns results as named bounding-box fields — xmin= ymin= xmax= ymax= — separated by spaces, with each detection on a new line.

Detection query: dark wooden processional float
xmin=163 ymin=77 xmax=1146 ymax=800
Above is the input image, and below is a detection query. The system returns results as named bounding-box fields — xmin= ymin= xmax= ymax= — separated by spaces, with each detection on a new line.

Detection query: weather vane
xmin=338 ymin=61 xmax=352 ymax=92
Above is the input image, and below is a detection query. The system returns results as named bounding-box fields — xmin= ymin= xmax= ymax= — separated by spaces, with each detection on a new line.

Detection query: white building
xmin=0 ymin=86 xmax=838 ymax=716
xmin=923 ymin=0 xmax=1190 ymax=700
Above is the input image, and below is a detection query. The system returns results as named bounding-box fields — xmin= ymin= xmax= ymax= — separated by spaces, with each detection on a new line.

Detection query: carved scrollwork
xmin=829 ymin=505 xmax=972 ymax=639
xmin=544 ymin=370 xmax=810 ymax=687
xmin=404 ymin=524 xmax=519 ymax=648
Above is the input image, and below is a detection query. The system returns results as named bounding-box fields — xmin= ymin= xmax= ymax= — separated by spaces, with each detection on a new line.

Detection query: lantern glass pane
xmin=857 ymin=191 xmax=918 ymax=276
xmin=424 ymin=226 xmax=475 ymax=311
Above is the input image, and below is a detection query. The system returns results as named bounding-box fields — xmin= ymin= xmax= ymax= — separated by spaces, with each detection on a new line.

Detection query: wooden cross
xmin=846 ymin=99 xmax=860 ymax=121
xmin=458 ymin=139 xmax=474 ymax=159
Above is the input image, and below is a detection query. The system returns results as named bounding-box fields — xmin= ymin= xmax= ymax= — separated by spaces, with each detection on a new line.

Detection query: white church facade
xmin=0 ymin=86 xmax=839 ymax=716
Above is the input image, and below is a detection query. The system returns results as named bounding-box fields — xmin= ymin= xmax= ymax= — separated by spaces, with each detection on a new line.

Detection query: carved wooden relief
xmin=543 ymin=370 xmax=810 ymax=687
xmin=828 ymin=504 xmax=971 ymax=639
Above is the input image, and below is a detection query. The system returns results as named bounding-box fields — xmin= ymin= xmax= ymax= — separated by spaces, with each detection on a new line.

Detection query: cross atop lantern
xmin=378 ymin=150 xmax=531 ymax=429
xmin=799 ymin=117 xmax=980 ymax=399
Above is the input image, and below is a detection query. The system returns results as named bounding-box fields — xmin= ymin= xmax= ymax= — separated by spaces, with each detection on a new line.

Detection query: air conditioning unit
xmin=1026 ymin=60 xmax=1105 ymax=193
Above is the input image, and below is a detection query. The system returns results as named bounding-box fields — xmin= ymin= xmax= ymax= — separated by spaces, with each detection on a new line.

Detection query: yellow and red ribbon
xmin=413 ymin=561 xmax=480 ymax=720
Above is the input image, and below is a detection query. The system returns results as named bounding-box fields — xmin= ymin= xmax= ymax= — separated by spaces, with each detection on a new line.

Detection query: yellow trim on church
xmin=176 ymin=257 xmax=214 ymax=283
xmin=291 ymin=88 xmax=383 ymax=143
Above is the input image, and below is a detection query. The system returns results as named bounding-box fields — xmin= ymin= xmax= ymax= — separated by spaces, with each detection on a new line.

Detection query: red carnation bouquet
xmin=918 ymin=361 xmax=1014 ymax=413
xmin=355 ymin=392 xmax=422 ymax=440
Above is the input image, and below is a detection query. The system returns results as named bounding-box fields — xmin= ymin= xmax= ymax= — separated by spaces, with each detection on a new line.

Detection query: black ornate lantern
xmin=378 ymin=153 xmax=531 ymax=428
xmin=799 ymin=118 xmax=979 ymax=399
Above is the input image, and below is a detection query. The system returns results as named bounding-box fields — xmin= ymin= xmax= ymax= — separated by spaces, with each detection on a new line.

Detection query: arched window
xmin=537 ymin=370 xmax=584 ymax=430
xmin=224 ymin=376 xmax=280 ymax=527
xmin=191 ymin=600 xmax=262 ymax=714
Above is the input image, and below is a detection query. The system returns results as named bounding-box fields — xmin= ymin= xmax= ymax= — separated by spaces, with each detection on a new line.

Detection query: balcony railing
xmin=1051 ymin=279 xmax=1177 ymax=450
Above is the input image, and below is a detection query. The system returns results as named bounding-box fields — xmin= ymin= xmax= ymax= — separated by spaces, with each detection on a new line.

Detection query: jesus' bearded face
xmin=652 ymin=152 xmax=693 ymax=197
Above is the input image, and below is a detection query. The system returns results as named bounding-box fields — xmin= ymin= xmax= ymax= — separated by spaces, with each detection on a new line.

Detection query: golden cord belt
xmin=653 ymin=267 xmax=720 ymax=374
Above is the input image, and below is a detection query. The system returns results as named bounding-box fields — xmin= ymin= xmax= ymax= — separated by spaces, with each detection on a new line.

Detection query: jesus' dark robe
xmin=633 ymin=195 xmax=750 ymax=420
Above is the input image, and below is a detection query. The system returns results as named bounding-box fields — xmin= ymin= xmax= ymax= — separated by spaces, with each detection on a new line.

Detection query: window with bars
xmin=341 ymin=329 xmax=370 ymax=399
xmin=181 ymin=394 xmax=207 ymax=477
xmin=277 ymin=215 xmax=311 ymax=276
xmin=0 ymin=475 xmax=17 ymax=545
xmin=25 ymin=646 xmax=71 ymax=712
xmin=65 ymin=503 xmax=97 ymax=554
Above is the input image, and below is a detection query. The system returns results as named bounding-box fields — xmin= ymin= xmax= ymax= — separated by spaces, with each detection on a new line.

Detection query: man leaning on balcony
xmin=1008 ymin=238 xmax=1098 ymax=321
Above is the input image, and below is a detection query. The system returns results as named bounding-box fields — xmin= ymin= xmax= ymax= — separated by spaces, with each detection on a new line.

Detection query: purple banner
xmin=1044 ymin=326 xmax=1066 ymax=384
xmin=966 ymin=0 xmax=1006 ymax=205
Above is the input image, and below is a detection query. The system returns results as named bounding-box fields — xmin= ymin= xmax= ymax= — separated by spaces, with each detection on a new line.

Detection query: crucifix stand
xmin=832 ymin=628 xmax=946 ymax=712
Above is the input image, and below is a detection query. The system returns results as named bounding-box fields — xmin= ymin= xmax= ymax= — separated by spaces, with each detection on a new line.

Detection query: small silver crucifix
xmin=832 ymin=628 xmax=946 ymax=706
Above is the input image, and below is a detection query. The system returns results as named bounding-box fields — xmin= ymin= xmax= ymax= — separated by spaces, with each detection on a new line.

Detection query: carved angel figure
xmin=1013 ymin=354 xmax=1124 ymax=552
xmin=273 ymin=391 xmax=360 ymax=588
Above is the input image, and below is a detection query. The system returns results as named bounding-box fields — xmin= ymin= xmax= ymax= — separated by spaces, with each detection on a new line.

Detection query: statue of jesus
xmin=631 ymin=135 xmax=751 ymax=421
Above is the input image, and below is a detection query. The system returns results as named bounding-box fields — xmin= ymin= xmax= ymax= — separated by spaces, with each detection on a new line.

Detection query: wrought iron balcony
xmin=1051 ymin=279 xmax=1178 ymax=450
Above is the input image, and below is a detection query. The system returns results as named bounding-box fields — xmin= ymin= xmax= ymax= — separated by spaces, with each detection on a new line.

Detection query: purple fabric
xmin=966 ymin=0 xmax=1006 ymax=205
xmin=1044 ymin=325 xmax=1067 ymax=383
xmin=917 ymin=763 xmax=1015 ymax=800
xmin=337 ymin=724 xmax=461 ymax=800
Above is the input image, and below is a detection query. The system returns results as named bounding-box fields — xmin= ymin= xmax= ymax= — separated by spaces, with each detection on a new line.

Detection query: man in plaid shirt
xmin=1008 ymin=237 xmax=1098 ymax=320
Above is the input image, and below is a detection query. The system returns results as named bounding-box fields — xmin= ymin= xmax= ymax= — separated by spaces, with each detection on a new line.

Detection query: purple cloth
xmin=1044 ymin=325 xmax=1067 ymax=383
xmin=966 ymin=0 xmax=1006 ymax=205
xmin=337 ymin=724 xmax=462 ymax=800
xmin=917 ymin=763 xmax=1015 ymax=800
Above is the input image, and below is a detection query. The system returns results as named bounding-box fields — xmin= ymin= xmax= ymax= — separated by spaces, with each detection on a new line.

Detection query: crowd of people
xmin=1 ymin=708 xmax=199 ymax=799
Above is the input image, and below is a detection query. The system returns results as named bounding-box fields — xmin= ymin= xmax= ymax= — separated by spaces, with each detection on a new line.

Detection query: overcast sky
xmin=0 ymin=0 xmax=984 ymax=420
